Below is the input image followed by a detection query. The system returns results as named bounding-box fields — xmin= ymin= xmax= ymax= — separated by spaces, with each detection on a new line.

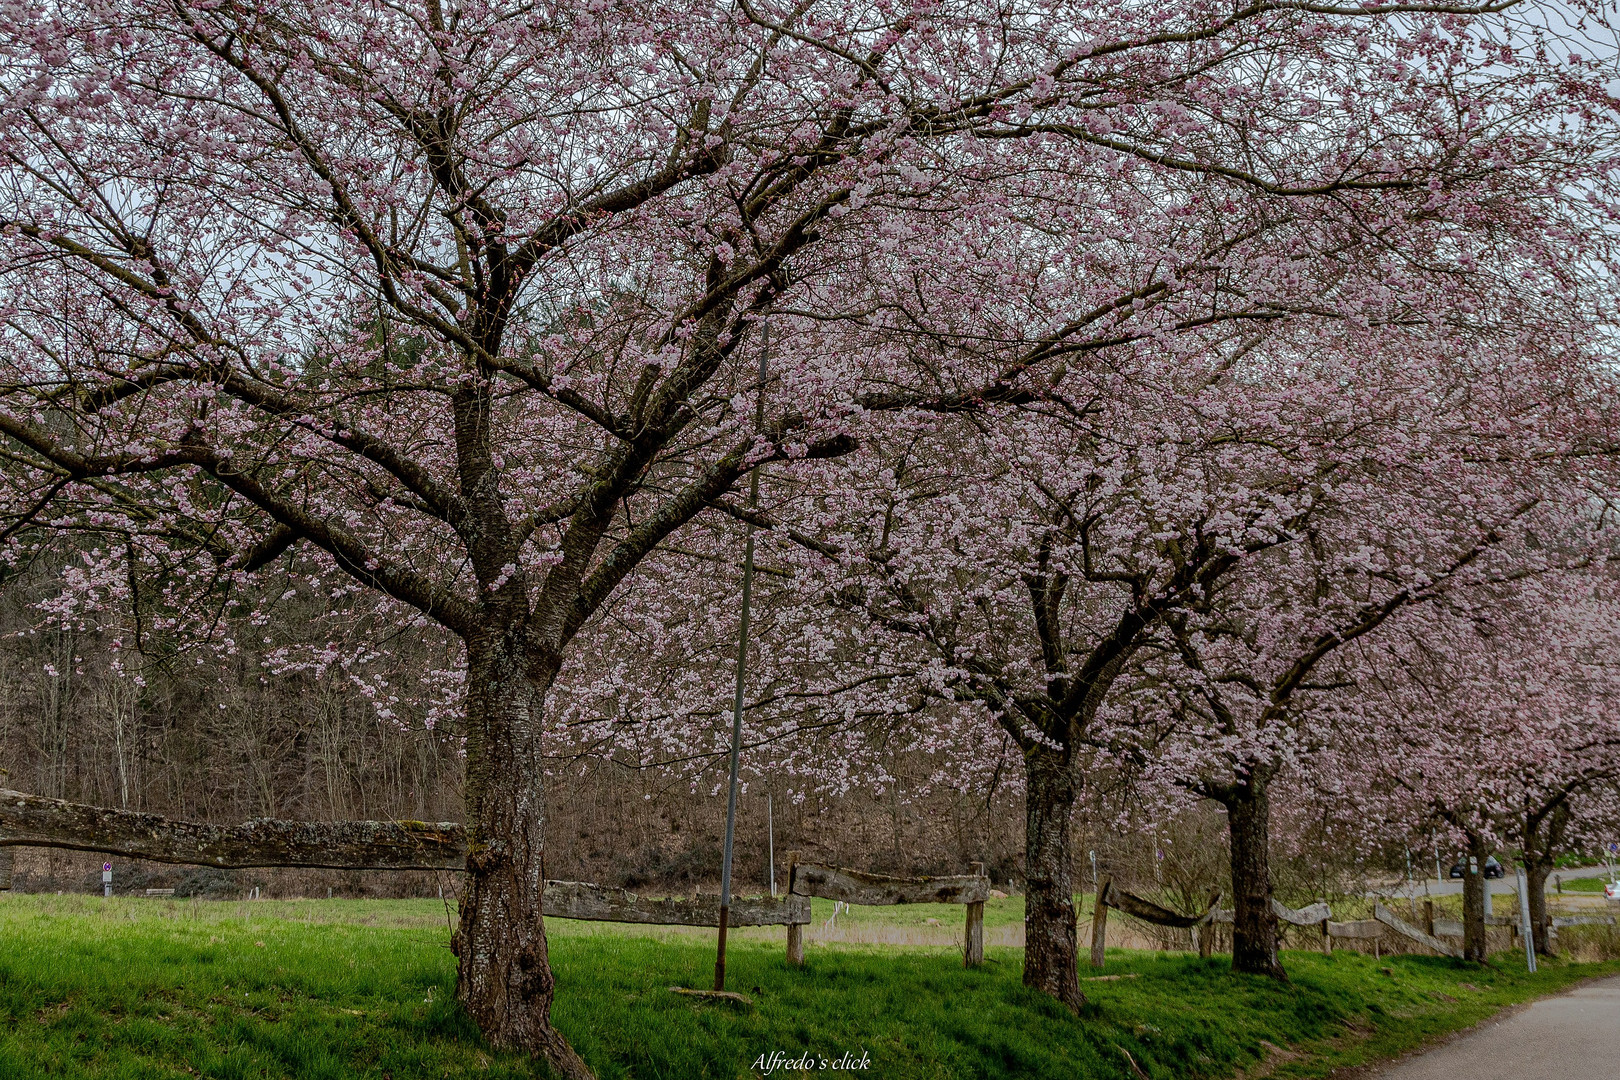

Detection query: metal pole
xmin=715 ymin=317 xmax=768 ymax=993
xmin=767 ymin=793 xmax=776 ymax=898
xmin=1516 ymin=866 xmax=1537 ymax=973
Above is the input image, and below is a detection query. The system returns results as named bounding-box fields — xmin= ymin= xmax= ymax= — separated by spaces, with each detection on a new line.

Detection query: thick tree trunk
xmin=454 ymin=636 xmax=590 ymax=1079
xmin=1224 ymin=775 xmax=1285 ymax=979
xmin=1460 ymin=833 xmax=1488 ymax=964
xmin=1525 ymin=858 xmax=1553 ymax=956
xmin=1023 ymin=749 xmax=1084 ymax=1011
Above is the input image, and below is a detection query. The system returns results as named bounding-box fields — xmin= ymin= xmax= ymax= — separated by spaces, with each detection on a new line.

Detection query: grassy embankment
xmin=1 ymin=893 xmax=1616 ymax=1080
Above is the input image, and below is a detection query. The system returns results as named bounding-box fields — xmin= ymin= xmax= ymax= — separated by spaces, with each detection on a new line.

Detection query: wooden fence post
xmin=964 ymin=862 xmax=985 ymax=967
xmin=784 ymin=851 xmax=804 ymax=966
xmin=1320 ymin=918 xmax=1331 ymax=955
xmin=964 ymin=903 xmax=984 ymax=966
xmin=1424 ymin=900 xmax=1434 ymax=937
xmin=1089 ymin=875 xmax=1111 ymax=968
xmin=0 ymin=847 xmax=11 ymax=891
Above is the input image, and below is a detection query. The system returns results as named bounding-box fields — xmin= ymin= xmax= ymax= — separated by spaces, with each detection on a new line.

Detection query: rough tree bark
xmin=1221 ymin=768 xmax=1286 ymax=979
xmin=1023 ymin=748 xmax=1084 ymax=1011
xmin=1461 ymin=832 xmax=1489 ymax=963
xmin=451 ymin=636 xmax=588 ymax=1078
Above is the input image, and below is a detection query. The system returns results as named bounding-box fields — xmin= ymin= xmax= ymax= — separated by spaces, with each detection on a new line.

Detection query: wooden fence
xmin=787 ymin=855 xmax=991 ymax=967
xmin=1088 ymin=876 xmax=1223 ymax=965
xmin=8 ymin=788 xmax=1606 ymax=967
xmin=1091 ymin=882 xmax=1471 ymax=961
xmin=542 ymin=880 xmax=809 ymax=929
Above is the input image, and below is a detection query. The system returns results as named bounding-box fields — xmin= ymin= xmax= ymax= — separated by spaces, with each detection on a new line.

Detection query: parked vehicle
xmin=1446 ymin=856 xmax=1505 ymax=880
xmin=1605 ymin=881 xmax=1619 ymax=901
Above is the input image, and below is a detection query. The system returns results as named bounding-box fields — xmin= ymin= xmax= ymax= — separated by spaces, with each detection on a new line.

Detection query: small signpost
xmin=101 ymin=862 xmax=112 ymax=898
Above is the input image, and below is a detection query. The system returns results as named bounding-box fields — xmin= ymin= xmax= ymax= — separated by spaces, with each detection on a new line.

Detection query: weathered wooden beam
xmin=788 ymin=863 xmax=989 ymax=905
xmin=1552 ymin=914 xmax=1618 ymax=928
xmin=1106 ymin=886 xmax=1219 ymax=929
xmin=1326 ymin=919 xmax=1384 ymax=940
xmin=963 ymin=861 xmax=985 ymax=967
xmin=1090 ymin=876 xmax=1111 ymax=968
xmin=1205 ymin=899 xmax=1330 ymax=927
xmin=0 ymin=788 xmax=465 ymax=869
xmin=1273 ymin=900 xmax=1331 ymax=926
xmin=1374 ymin=902 xmax=1464 ymax=959
xmin=543 ymin=880 xmax=810 ymax=927
xmin=964 ymin=901 xmax=984 ymax=966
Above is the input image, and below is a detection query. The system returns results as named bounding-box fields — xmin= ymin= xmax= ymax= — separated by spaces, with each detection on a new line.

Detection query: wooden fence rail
xmin=1552 ymin=914 xmax=1617 ymax=929
xmin=1373 ymin=903 xmax=1464 ymax=959
xmin=1 ymin=788 xmax=464 ymax=869
xmin=543 ymin=880 xmax=809 ymax=928
xmin=1094 ymin=888 xmax=1473 ymax=962
xmin=787 ymin=856 xmax=990 ymax=967
xmin=1089 ymin=877 xmax=1224 ymax=964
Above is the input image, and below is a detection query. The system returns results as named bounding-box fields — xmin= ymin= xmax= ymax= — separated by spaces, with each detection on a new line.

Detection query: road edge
xmin=1327 ymin=969 xmax=1620 ymax=1079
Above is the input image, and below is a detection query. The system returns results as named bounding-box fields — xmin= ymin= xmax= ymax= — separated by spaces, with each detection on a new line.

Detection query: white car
xmin=1606 ymin=881 xmax=1620 ymax=901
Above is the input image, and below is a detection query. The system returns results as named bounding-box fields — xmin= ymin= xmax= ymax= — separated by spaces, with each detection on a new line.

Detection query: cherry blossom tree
xmin=0 ymin=0 xmax=1616 ymax=1066
xmin=1328 ymin=578 xmax=1620 ymax=959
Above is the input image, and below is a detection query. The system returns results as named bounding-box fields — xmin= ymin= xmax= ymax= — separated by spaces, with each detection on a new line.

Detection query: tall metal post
xmin=714 ymin=317 xmax=768 ymax=992
xmin=1516 ymin=866 xmax=1537 ymax=973
xmin=767 ymin=793 xmax=776 ymax=897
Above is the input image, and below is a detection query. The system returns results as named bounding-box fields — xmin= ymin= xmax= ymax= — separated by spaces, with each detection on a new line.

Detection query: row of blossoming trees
xmin=2 ymin=0 xmax=1620 ymax=1074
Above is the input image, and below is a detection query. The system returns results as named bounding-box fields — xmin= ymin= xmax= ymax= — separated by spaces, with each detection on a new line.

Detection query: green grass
xmin=1554 ymin=875 xmax=1617 ymax=894
xmin=1 ymin=894 xmax=1616 ymax=1080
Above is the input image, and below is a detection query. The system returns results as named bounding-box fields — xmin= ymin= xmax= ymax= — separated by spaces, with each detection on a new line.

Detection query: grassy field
xmin=1555 ymin=875 xmax=1617 ymax=894
xmin=1 ymin=893 xmax=1617 ymax=1080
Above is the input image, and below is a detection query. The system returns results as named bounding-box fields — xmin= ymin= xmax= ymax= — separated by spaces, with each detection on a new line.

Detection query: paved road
xmin=1366 ymin=976 xmax=1620 ymax=1080
xmin=1384 ymin=863 xmax=1615 ymax=900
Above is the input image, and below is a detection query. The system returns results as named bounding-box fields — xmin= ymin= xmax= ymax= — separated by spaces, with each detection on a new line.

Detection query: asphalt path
xmin=1384 ymin=863 xmax=1616 ymax=900
xmin=1365 ymin=976 xmax=1620 ymax=1080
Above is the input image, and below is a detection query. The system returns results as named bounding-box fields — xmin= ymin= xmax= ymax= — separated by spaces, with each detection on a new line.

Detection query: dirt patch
xmin=1235 ymin=1039 xmax=1304 ymax=1080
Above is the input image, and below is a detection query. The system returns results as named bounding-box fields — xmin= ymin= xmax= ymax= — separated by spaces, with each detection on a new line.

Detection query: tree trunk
xmin=1522 ymin=802 xmax=1566 ymax=957
xmin=1525 ymin=858 xmax=1553 ymax=956
xmin=1224 ymin=774 xmax=1285 ymax=979
xmin=1460 ymin=833 xmax=1488 ymax=964
xmin=1023 ymin=749 xmax=1084 ymax=1011
xmin=454 ymin=635 xmax=591 ymax=1079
